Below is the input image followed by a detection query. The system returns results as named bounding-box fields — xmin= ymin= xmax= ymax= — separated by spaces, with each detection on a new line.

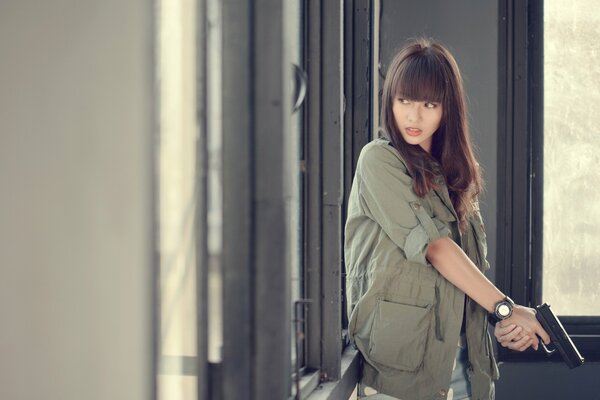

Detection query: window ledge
xmin=304 ymin=347 xmax=361 ymax=400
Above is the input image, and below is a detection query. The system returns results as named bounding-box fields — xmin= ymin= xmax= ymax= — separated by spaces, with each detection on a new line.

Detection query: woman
xmin=344 ymin=38 xmax=549 ymax=400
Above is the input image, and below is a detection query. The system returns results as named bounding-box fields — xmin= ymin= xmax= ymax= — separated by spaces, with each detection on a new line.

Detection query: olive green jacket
xmin=345 ymin=138 xmax=499 ymax=400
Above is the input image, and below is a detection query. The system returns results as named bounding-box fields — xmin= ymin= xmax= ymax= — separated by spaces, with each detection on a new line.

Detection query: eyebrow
xmin=396 ymin=95 xmax=439 ymax=103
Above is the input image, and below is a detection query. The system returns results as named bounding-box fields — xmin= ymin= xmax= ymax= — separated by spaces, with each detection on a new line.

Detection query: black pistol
xmin=535 ymin=303 xmax=585 ymax=369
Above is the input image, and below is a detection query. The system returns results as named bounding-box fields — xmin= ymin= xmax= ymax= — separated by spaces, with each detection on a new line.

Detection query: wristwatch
xmin=488 ymin=296 xmax=515 ymax=324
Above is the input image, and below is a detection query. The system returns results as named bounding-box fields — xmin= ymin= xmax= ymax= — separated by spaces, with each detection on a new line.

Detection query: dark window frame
xmin=220 ymin=1 xmax=293 ymax=399
xmin=215 ymin=0 xmax=377 ymax=399
xmin=303 ymin=0 xmax=378 ymax=398
xmin=497 ymin=0 xmax=600 ymax=363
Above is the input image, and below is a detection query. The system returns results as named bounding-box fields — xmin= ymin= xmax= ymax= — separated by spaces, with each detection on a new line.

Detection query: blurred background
xmin=1 ymin=1 xmax=599 ymax=400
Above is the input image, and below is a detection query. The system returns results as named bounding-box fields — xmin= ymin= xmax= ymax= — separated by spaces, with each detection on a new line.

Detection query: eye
xmin=424 ymin=102 xmax=438 ymax=109
xmin=398 ymin=98 xmax=410 ymax=104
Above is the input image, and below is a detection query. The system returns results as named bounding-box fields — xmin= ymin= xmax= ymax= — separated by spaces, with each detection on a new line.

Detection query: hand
xmin=500 ymin=305 xmax=551 ymax=351
xmin=494 ymin=323 xmax=536 ymax=352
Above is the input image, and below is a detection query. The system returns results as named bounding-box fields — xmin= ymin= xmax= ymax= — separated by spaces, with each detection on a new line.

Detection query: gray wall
xmin=0 ymin=1 xmax=155 ymax=400
xmin=379 ymin=1 xmax=598 ymax=399
xmin=380 ymin=0 xmax=498 ymax=282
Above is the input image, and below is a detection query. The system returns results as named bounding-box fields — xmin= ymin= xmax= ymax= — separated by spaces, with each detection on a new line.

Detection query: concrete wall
xmin=0 ymin=1 xmax=155 ymax=400
xmin=379 ymin=0 xmax=499 ymax=281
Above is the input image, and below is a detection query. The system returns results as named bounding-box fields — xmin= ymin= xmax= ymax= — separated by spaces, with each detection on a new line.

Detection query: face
xmin=392 ymin=96 xmax=443 ymax=153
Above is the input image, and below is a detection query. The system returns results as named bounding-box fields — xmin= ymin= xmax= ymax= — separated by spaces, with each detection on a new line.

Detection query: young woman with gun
xmin=344 ymin=38 xmax=550 ymax=400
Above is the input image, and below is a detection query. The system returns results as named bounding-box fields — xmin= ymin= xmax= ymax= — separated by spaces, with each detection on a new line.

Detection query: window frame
xmin=497 ymin=0 xmax=600 ymax=363
xmin=302 ymin=0 xmax=378 ymax=399
xmin=220 ymin=1 xmax=293 ymax=399
xmin=217 ymin=0 xmax=374 ymax=398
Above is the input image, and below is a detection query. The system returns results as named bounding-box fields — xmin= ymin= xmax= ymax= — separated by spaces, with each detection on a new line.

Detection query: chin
xmin=403 ymin=137 xmax=422 ymax=146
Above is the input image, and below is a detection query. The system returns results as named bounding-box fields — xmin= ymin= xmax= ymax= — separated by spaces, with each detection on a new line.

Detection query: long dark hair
xmin=380 ymin=38 xmax=482 ymax=232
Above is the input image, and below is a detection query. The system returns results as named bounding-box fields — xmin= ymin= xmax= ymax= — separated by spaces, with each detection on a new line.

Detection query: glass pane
xmin=157 ymin=0 xmax=199 ymax=398
xmin=543 ymin=0 xmax=600 ymax=316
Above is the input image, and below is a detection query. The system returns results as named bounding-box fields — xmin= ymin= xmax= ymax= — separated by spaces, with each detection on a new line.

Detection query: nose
xmin=407 ymin=104 xmax=421 ymax=122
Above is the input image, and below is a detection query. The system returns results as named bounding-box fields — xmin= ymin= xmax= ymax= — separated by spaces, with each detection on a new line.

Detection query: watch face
xmin=498 ymin=304 xmax=511 ymax=317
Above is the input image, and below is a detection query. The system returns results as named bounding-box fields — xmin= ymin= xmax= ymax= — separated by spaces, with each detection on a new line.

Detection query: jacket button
xmin=439 ymin=389 xmax=447 ymax=396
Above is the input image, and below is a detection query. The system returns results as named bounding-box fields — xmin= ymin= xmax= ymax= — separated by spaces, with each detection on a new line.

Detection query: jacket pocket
xmin=368 ymin=298 xmax=432 ymax=372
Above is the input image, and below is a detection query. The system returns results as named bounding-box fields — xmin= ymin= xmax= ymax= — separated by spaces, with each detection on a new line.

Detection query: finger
xmin=500 ymin=324 xmax=517 ymax=335
xmin=498 ymin=322 xmax=516 ymax=332
xmin=504 ymin=336 xmax=524 ymax=349
xmin=536 ymin=326 xmax=551 ymax=345
xmin=495 ymin=323 xmax=517 ymax=337
xmin=518 ymin=341 xmax=531 ymax=352
xmin=502 ymin=326 xmax=522 ymax=342
xmin=519 ymin=325 xmax=535 ymax=338
xmin=531 ymin=336 xmax=540 ymax=351
xmin=516 ymin=337 xmax=534 ymax=352
xmin=514 ymin=335 xmax=530 ymax=345
xmin=529 ymin=315 xmax=552 ymax=345
xmin=509 ymin=336 xmax=531 ymax=352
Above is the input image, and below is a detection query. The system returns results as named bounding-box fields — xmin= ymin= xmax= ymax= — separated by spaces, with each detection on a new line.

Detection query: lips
xmin=405 ymin=127 xmax=422 ymax=137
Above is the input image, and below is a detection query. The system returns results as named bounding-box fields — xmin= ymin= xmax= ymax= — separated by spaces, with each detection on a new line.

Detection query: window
xmin=498 ymin=0 xmax=600 ymax=362
xmin=156 ymin=0 xmax=200 ymax=398
xmin=198 ymin=2 xmax=378 ymax=399
xmin=541 ymin=0 xmax=600 ymax=318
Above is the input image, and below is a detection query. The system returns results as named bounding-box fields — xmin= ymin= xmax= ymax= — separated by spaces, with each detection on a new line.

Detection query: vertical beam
xmin=342 ymin=0 xmax=354 ymax=330
xmin=305 ymin=0 xmax=344 ymax=380
xmin=342 ymin=0 xmax=378 ymax=334
xmin=343 ymin=0 xmax=355 ymax=213
xmin=222 ymin=1 xmax=291 ymax=399
xmin=305 ymin=0 xmax=345 ymax=380
xmin=221 ymin=0 xmax=253 ymax=398
xmin=351 ymin=0 xmax=373 ymax=169
xmin=510 ymin=0 xmax=530 ymax=305
xmin=253 ymin=0 xmax=291 ymax=398
xmin=371 ymin=0 xmax=380 ymax=139
xmin=320 ymin=0 xmax=344 ymax=381
xmin=343 ymin=0 xmax=374 ymax=334
xmin=343 ymin=0 xmax=373 ymax=215
xmin=496 ymin=0 xmax=512 ymax=296
xmin=305 ymin=0 xmax=323 ymax=372
xmin=497 ymin=0 xmax=538 ymax=362
xmin=196 ymin=0 xmax=209 ymax=399
xmin=528 ymin=0 xmax=544 ymax=307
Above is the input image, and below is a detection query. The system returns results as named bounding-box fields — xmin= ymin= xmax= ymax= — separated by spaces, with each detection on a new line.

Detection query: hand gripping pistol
xmin=535 ymin=303 xmax=585 ymax=369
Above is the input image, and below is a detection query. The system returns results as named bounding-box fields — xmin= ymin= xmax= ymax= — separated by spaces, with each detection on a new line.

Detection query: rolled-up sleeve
xmin=357 ymin=143 xmax=451 ymax=265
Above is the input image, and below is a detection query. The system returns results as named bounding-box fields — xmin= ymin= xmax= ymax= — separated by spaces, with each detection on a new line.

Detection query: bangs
xmin=392 ymin=54 xmax=446 ymax=103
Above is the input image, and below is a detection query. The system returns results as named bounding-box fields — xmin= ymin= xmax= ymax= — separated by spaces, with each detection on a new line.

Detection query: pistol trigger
xmin=540 ymin=340 xmax=556 ymax=356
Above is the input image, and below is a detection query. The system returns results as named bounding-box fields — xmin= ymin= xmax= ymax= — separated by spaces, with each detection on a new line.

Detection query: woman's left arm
xmin=426 ymin=236 xmax=550 ymax=350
